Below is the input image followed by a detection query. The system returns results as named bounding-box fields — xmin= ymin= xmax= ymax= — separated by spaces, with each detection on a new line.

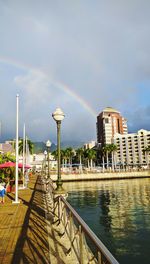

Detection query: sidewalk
xmin=0 ymin=175 xmax=78 ymax=264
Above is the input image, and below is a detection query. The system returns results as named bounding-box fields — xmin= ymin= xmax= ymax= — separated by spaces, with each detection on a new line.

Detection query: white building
xmin=18 ymin=153 xmax=57 ymax=171
xmin=84 ymin=141 xmax=96 ymax=149
xmin=113 ymin=129 xmax=150 ymax=166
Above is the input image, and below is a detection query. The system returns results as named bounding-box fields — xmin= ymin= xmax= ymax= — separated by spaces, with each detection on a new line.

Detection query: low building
xmin=113 ymin=129 xmax=150 ymax=166
xmin=0 ymin=143 xmax=14 ymax=154
xmin=84 ymin=141 xmax=96 ymax=150
xmin=29 ymin=153 xmax=57 ymax=171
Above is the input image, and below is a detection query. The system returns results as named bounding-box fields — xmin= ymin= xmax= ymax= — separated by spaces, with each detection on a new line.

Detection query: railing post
xmin=58 ymin=196 xmax=61 ymax=220
xmin=63 ymin=205 xmax=66 ymax=226
xmin=98 ymin=251 xmax=102 ymax=264
xmin=79 ymin=225 xmax=84 ymax=264
xmin=69 ymin=212 xmax=73 ymax=250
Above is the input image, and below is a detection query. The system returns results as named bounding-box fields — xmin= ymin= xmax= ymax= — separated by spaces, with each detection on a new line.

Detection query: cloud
xmin=14 ymin=70 xmax=50 ymax=105
xmin=0 ymin=0 xmax=150 ymax=142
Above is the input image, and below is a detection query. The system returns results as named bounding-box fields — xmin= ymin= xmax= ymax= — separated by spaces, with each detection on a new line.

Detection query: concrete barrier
xmin=51 ymin=170 xmax=150 ymax=182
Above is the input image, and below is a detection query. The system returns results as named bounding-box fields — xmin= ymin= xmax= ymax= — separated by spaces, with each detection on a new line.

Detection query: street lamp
xmin=52 ymin=107 xmax=65 ymax=192
xmin=46 ymin=140 xmax=51 ymax=179
xmin=44 ymin=150 xmax=47 ymax=177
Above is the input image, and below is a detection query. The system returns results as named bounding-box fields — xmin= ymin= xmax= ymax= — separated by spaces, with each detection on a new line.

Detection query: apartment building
xmin=97 ymin=107 xmax=128 ymax=145
xmin=113 ymin=129 xmax=150 ymax=166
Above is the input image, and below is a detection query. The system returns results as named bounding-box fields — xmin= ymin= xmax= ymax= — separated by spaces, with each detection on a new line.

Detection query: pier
xmin=0 ymin=173 xmax=119 ymax=264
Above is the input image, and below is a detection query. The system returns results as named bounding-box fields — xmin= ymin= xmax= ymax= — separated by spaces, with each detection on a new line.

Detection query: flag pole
xmin=13 ymin=94 xmax=20 ymax=204
xmin=22 ymin=123 xmax=25 ymax=188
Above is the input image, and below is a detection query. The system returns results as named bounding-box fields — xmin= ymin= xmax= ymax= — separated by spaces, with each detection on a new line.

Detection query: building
xmin=113 ymin=129 xmax=150 ymax=166
xmin=97 ymin=107 xmax=128 ymax=145
xmin=0 ymin=143 xmax=14 ymax=154
xmin=84 ymin=141 xmax=96 ymax=150
xmin=28 ymin=153 xmax=57 ymax=171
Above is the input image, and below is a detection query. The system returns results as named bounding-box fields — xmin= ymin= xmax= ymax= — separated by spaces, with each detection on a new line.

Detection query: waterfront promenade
xmin=51 ymin=170 xmax=150 ymax=182
xmin=0 ymin=174 xmax=78 ymax=264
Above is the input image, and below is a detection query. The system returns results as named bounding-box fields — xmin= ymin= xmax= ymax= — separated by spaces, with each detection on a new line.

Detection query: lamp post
xmin=44 ymin=150 xmax=47 ymax=177
xmin=46 ymin=140 xmax=51 ymax=179
xmin=52 ymin=107 xmax=65 ymax=192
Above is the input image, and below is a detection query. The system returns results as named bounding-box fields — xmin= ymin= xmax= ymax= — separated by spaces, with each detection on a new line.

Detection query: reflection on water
xmin=64 ymin=178 xmax=150 ymax=264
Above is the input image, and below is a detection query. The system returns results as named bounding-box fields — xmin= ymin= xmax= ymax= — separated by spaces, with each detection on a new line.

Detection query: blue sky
xmin=0 ymin=0 xmax=150 ymax=144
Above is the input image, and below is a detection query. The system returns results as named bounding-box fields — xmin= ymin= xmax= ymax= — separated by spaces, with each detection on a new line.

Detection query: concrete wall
xmin=51 ymin=170 xmax=150 ymax=182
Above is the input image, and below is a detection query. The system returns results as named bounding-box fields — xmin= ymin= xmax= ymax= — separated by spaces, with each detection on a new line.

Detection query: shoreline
xmin=50 ymin=170 xmax=150 ymax=182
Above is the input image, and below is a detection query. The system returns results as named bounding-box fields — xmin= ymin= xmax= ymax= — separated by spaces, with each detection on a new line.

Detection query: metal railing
xmin=53 ymin=195 xmax=119 ymax=264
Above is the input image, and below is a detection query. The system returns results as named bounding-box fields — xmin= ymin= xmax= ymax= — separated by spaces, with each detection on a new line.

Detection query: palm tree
xmin=109 ymin=144 xmax=117 ymax=171
xmin=103 ymin=144 xmax=111 ymax=169
xmin=101 ymin=146 xmax=106 ymax=172
xmin=143 ymin=146 xmax=150 ymax=167
xmin=61 ymin=149 xmax=66 ymax=168
xmin=65 ymin=147 xmax=75 ymax=167
xmin=88 ymin=149 xmax=97 ymax=169
xmin=19 ymin=138 xmax=34 ymax=155
xmin=84 ymin=149 xmax=90 ymax=168
xmin=62 ymin=149 xmax=68 ymax=168
xmin=76 ymin=148 xmax=84 ymax=170
xmin=84 ymin=149 xmax=96 ymax=170
xmin=52 ymin=150 xmax=58 ymax=160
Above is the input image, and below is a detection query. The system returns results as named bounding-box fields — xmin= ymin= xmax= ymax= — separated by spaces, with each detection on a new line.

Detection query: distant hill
xmin=33 ymin=141 xmax=84 ymax=153
xmin=61 ymin=141 xmax=85 ymax=150
xmin=33 ymin=142 xmax=56 ymax=154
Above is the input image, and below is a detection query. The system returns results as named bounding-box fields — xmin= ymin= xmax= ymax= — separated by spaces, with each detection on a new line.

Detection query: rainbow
xmin=0 ymin=56 xmax=97 ymax=118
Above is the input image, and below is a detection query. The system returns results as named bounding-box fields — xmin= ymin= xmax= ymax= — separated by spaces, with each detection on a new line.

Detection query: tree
xmin=143 ymin=146 xmax=150 ymax=167
xmin=19 ymin=138 xmax=34 ymax=155
xmin=88 ymin=149 xmax=97 ymax=169
xmin=52 ymin=150 xmax=58 ymax=160
xmin=101 ymin=146 xmax=106 ymax=172
xmin=61 ymin=149 xmax=66 ymax=168
xmin=0 ymin=152 xmax=16 ymax=181
xmin=103 ymin=144 xmax=111 ymax=169
xmin=109 ymin=144 xmax=117 ymax=171
xmin=84 ymin=149 xmax=96 ymax=169
xmin=1 ymin=152 xmax=16 ymax=163
xmin=76 ymin=148 xmax=84 ymax=168
xmin=65 ymin=147 xmax=75 ymax=167
xmin=62 ymin=149 xmax=69 ymax=167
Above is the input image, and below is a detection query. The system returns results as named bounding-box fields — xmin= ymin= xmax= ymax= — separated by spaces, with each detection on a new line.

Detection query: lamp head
xmin=52 ymin=107 xmax=65 ymax=122
xmin=44 ymin=150 xmax=47 ymax=155
xmin=46 ymin=140 xmax=51 ymax=148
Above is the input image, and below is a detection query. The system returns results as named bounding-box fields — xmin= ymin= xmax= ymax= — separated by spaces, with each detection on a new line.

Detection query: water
xmin=64 ymin=178 xmax=150 ymax=264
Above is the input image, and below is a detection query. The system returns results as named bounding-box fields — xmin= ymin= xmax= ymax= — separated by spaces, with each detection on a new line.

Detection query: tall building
xmin=113 ymin=129 xmax=150 ymax=166
xmin=97 ymin=107 xmax=128 ymax=145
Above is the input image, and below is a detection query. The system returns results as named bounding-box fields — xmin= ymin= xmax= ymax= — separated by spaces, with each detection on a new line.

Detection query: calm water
xmin=64 ymin=178 xmax=150 ymax=264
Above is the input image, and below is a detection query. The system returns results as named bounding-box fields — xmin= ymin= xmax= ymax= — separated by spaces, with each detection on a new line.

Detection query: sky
xmin=0 ymin=0 xmax=150 ymax=144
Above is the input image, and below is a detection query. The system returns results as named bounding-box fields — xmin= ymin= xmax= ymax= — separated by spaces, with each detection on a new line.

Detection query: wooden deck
xmin=0 ymin=175 xmax=78 ymax=264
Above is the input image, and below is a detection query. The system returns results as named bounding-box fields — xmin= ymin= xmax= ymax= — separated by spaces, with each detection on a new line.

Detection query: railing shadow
xmin=11 ymin=176 xmax=50 ymax=264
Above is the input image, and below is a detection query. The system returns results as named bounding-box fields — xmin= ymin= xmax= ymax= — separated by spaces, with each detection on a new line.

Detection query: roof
xmin=103 ymin=107 xmax=120 ymax=113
